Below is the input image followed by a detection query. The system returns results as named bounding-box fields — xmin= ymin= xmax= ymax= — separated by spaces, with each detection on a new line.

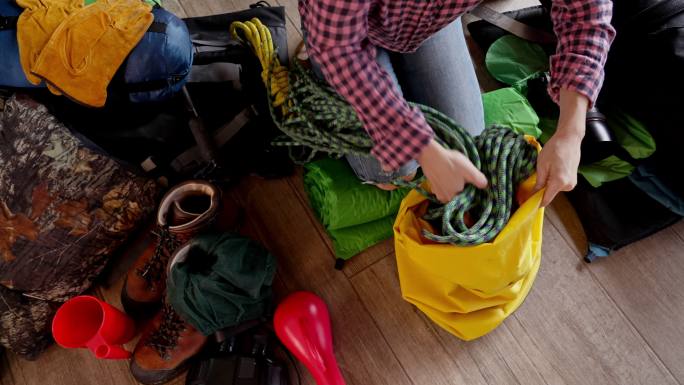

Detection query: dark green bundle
xmin=167 ymin=233 xmax=276 ymax=336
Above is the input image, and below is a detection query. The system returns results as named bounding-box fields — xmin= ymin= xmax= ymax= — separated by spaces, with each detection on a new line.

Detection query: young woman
xmin=300 ymin=0 xmax=615 ymax=206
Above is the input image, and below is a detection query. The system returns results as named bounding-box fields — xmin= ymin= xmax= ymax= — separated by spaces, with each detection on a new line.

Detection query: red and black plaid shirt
xmin=299 ymin=0 xmax=616 ymax=171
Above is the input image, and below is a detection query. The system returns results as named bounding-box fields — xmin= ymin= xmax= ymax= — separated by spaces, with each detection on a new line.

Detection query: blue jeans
xmin=308 ymin=18 xmax=484 ymax=183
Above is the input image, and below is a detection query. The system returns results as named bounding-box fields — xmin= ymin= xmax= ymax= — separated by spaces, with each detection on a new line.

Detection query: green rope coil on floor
xmin=268 ymin=61 xmax=538 ymax=245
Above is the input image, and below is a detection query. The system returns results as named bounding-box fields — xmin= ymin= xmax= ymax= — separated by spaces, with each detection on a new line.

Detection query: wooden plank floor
xmin=4 ymin=1 xmax=684 ymax=384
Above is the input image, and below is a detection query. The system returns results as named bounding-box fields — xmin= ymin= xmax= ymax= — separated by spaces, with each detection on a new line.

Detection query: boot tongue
xmin=168 ymin=194 xmax=212 ymax=226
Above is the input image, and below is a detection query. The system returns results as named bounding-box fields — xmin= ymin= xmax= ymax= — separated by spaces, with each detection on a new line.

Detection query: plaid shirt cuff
xmin=548 ymin=53 xmax=605 ymax=106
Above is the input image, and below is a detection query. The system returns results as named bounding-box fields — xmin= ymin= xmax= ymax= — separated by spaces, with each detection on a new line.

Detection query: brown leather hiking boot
xmin=130 ymin=301 xmax=208 ymax=385
xmin=121 ymin=180 xmax=221 ymax=319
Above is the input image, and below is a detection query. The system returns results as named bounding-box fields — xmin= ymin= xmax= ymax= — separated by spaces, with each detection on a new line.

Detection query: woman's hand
xmin=534 ymin=88 xmax=589 ymax=206
xmin=534 ymin=131 xmax=582 ymax=206
xmin=417 ymin=139 xmax=488 ymax=203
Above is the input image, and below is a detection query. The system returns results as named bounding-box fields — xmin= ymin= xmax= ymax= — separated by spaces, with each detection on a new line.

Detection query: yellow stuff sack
xmin=393 ymin=172 xmax=544 ymax=340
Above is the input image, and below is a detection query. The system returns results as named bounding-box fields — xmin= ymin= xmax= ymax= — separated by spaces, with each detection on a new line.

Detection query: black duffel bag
xmin=602 ymin=0 xmax=684 ymax=198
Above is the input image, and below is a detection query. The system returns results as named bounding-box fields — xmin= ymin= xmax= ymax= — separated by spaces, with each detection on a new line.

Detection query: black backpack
xmin=29 ymin=2 xmax=293 ymax=183
xmin=601 ymin=0 xmax=684 ymax=198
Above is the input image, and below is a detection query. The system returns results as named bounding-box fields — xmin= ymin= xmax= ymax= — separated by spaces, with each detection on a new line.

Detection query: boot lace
xmin=137 ymin=226 xmax=178 ymax=288
xmin=146 ymin=302 xmax=186 ymax=360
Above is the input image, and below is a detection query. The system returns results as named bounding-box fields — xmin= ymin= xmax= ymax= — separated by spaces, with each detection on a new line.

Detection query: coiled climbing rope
xmin=230 ymin=18 xmax=290 ymax=114
xmin=231 ymin=18 xmax=539 ymax=245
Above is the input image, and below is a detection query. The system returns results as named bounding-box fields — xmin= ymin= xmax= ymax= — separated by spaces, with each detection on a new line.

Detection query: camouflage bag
xmin=0 ymin=94 xmax=158 ymax=359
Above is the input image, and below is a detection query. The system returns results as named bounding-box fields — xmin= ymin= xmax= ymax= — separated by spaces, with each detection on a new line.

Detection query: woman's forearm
xmin=556 ymin=87 xmax=589 ymax=138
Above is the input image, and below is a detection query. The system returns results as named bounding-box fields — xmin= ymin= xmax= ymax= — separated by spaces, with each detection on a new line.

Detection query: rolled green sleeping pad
xmin=328 ymin=216 xmax=395 ymax=261
xmin=304 ymin=157 xmax=409 ymax=230
xmin=303 ymin=157 xmax=409 ymax=260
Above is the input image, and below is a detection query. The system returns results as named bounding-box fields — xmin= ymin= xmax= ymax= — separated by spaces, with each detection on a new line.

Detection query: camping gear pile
xmin=234 ymin=17 xmax=546 ymax=341
xmin=2 ymin=0 xmax=192 ymax=106
xmin=126 ymin=227 xmax=278 ymax=385
xmin=467 ymin=0 xmax=684 ymax=261
xmin=2 ymin=0 xmax=682 ymax=382
xmin=0 ymin=0 xmax=296 ymax=363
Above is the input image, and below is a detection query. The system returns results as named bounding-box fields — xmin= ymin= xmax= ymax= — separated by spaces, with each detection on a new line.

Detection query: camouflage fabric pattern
xmin=0 ymin=94 xmax=157 ymax=358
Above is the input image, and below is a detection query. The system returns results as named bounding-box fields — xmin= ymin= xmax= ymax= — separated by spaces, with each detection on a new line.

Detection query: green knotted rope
xmin=266 ymin=60 xmax=538 ymax=245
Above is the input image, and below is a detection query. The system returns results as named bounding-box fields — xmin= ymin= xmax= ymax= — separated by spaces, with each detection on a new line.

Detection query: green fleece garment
xmin=303 ymin=158 xmax=409 ymax=260
xmin=167 ymin=233 xmax=276 ymax=335
xmin=328 ymin=216 xmax=396 ymax=260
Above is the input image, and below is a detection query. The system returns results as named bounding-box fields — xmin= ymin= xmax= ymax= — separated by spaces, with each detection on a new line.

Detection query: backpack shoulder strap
xmin=468 ymin=4 xmax=556 ymax=44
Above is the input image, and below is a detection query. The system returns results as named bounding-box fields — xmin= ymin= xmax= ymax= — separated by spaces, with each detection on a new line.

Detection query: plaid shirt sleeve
xmin=548 ymin=0 xmax=616 ymax=106
xmin=301 ymin=0 xmax=434 ymax=171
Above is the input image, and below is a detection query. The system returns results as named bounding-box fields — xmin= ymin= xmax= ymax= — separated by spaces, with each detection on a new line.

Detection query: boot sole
xmin=120 ymin=278 xmax=162 ymax=320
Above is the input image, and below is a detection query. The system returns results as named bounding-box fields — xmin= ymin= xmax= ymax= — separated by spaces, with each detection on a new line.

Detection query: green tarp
xmin=485 ymin=35 xmax=549 ymax=91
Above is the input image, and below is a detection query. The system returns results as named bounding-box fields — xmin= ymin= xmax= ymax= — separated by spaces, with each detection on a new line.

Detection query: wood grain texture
xmin=231 ymin=176 xmax=412 ymax=385
xmin=547 ymin=193 xmax=684 ymax=383
xmin=672 ymin=220 xmax=684 ymax=242
xmin=0 ymin=354 xmax=15 ymax=385
xmin=162 ymin=0 xmax=187 ymax=17
xmin=271 ymin=0 xmax=303 ymax=58
xmin=509 ymin=223 xmax=677 ymax=385
xmin=6 ymin=345 xmax=135 ymax=385
xmin=545 ymin=193 xmax=588 ymax=258
xmin=351 ymin=256 xmax=489 ymax=385
xmin=579 ymin=226 xmax=684 ymax=382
